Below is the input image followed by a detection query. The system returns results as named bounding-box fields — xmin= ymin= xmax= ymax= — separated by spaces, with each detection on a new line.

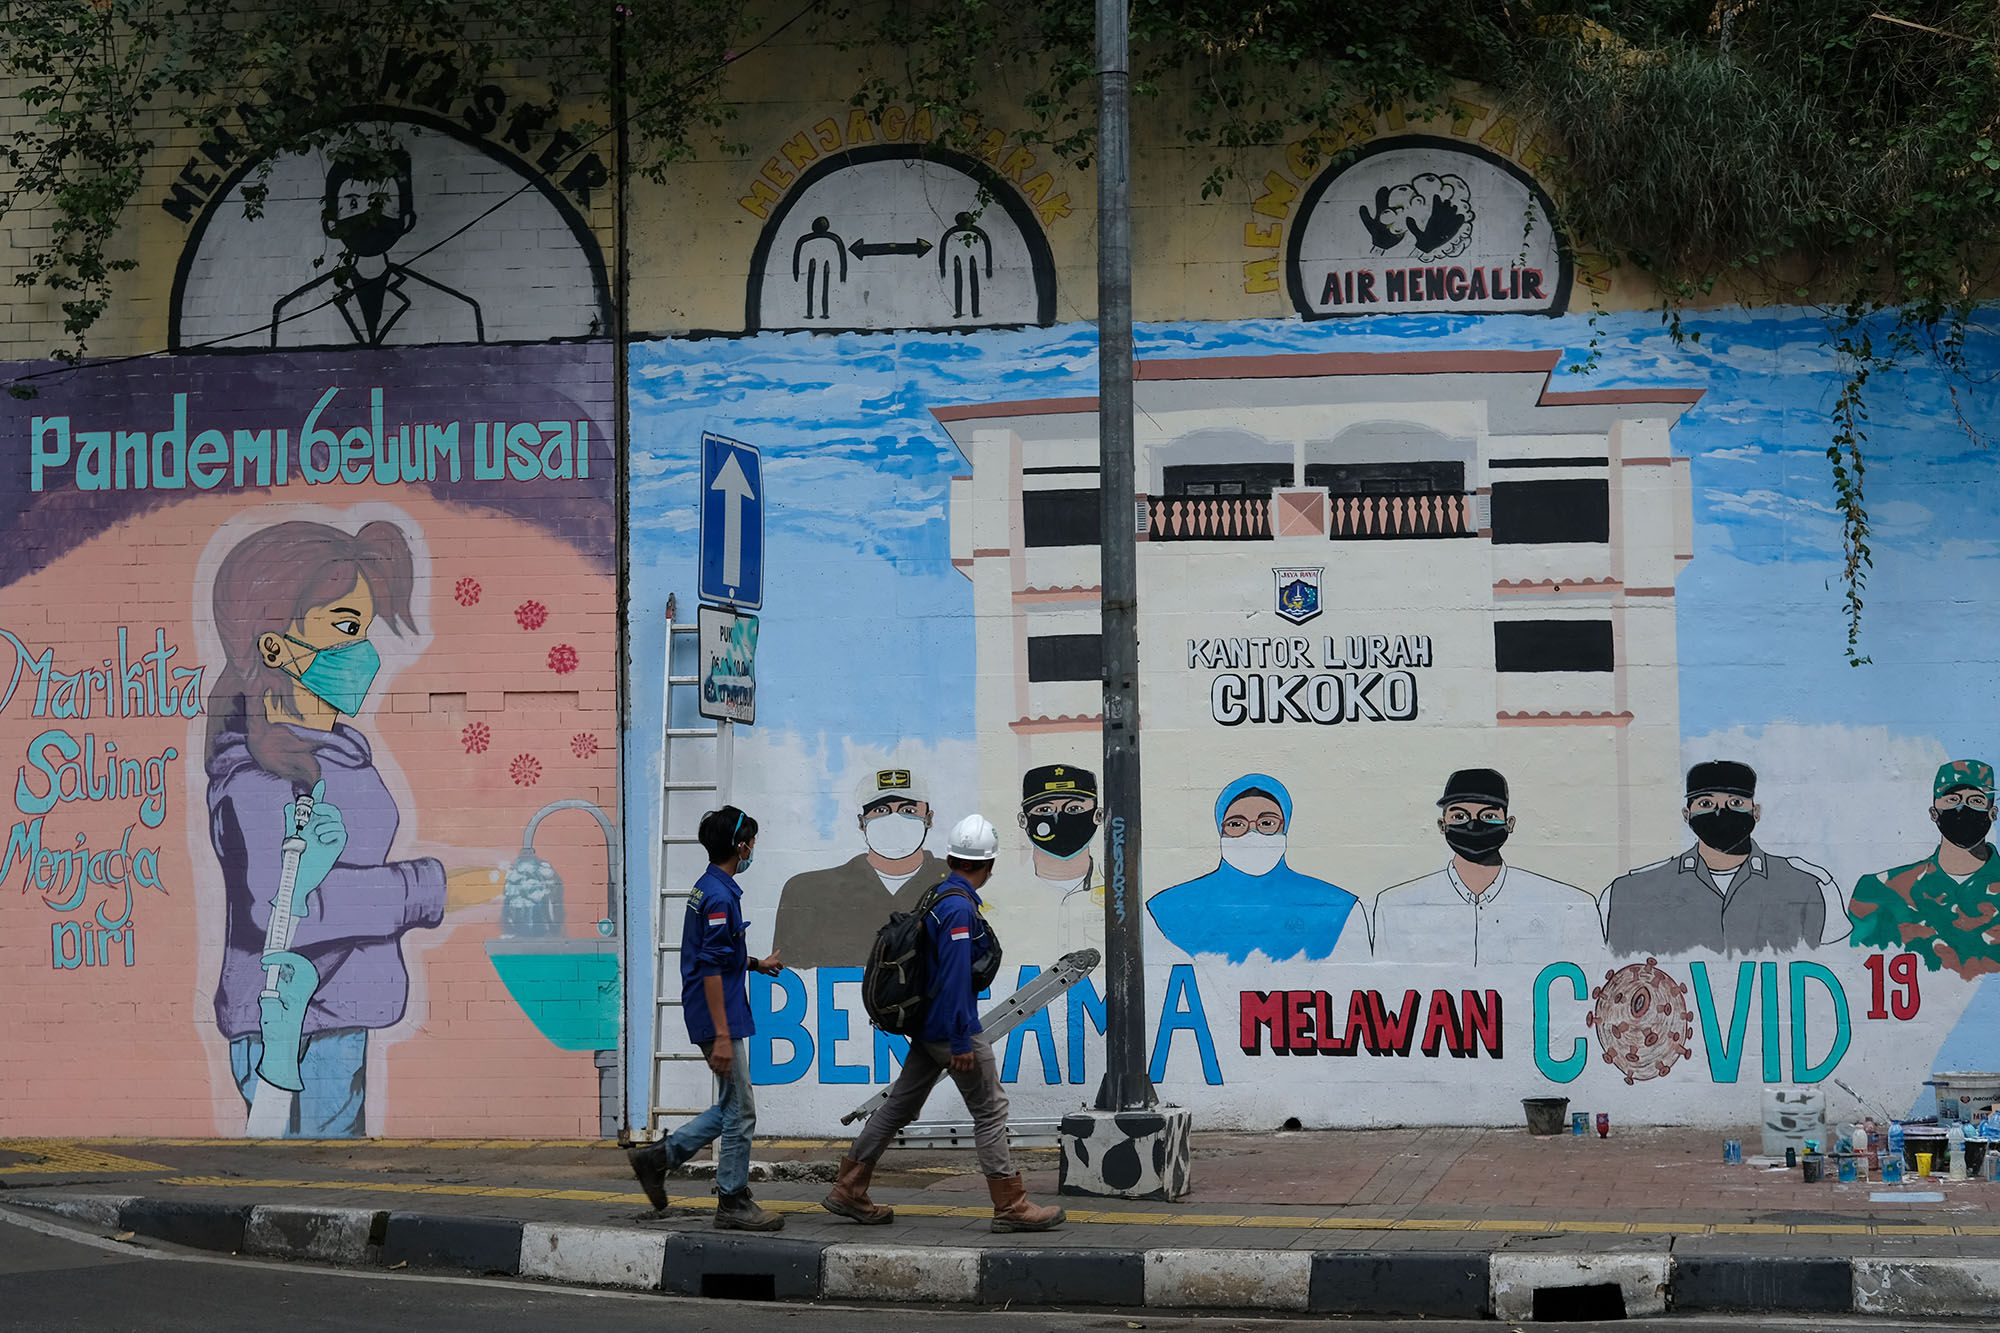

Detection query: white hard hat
xmin=946 ymin=814 xmax=999 ymax=861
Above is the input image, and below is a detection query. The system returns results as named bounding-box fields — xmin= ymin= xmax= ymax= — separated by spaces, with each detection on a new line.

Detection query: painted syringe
xmin=261 ymin=786 xmax=316 ymax=995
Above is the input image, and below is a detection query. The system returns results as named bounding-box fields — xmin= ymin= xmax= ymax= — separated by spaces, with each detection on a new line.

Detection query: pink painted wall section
xmin=0 ymin=344 xmax=619 ymax=1138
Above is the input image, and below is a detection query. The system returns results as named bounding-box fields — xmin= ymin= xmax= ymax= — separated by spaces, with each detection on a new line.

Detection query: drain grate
xmin=1532 ymin=1282 xmax=1626 ymax=1321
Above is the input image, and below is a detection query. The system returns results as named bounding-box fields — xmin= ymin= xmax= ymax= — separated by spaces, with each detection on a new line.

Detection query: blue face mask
xmin=736 ymin=851 xmax=754 ymax=872
xmin=285 ymin=634 xmax=381 ymax=716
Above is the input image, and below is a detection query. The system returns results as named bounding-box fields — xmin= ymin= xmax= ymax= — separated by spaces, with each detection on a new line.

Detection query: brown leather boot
xmin=820 ymin=1155 xmax=894 ymax=1224
xmin=987 ymin=1172 xmax=1065 ymax=1233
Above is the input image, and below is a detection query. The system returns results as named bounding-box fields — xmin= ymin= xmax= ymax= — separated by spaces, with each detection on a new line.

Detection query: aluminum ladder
xmin=646 ymin=593 xmax=735 ymax=1139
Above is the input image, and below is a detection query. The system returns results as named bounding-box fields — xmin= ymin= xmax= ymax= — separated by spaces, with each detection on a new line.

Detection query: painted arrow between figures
xmin=848 ymin=237 xmax=935 ymax=259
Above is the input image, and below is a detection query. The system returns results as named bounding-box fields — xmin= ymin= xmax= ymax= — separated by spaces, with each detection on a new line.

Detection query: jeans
xmin=848 ymin=1035 xmax=1013 ymax=1178
xmin=663 ymin=1038 xmax=757 ymax=1195
xmin=230 ymin=1027 xmax=367 ymax=1138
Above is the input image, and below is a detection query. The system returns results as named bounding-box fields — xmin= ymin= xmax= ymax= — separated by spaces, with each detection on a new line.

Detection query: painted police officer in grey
xmin=1602 ymin=761 xmax=1833 ymax=956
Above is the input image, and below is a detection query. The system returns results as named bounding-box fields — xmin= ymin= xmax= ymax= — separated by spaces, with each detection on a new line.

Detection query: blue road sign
xmin=699 ymin=432 xmax=763 ymax=609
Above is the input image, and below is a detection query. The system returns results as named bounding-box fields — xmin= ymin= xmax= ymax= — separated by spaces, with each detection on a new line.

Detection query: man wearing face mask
xmin=1603 ymin=761 xmax=1829 ymax=956
xmin=1849 ymin=760 xmax=2000 ymax=978
xmin=1144 ymin=772 xmax=1360 ymax=964
xmin=774 ymin=768 xmax=947 ymax=968
xmin=1018 ymin=763 xmax=1106 ymax=954
xmin=1372 ymin=769 xmax=1604 ymax=966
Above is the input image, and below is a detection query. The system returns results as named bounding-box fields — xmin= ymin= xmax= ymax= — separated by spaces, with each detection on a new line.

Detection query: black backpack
xmin=861 ymin=881 xmax=1004 ymax=1036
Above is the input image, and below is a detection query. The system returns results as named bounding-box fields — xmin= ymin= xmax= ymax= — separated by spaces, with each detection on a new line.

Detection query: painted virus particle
xmin=461 ymin=723 xmax=491 ymax=754
xmin=547 ymin=643 xmax=579 ymax=675
xmin=515 ymin=599 xmax=549 ymax=631
xmin=453 ymin=577 xmax=481 ymax=607
xmin=571 ymin=733 xmax=599 ymax=758
xmin=1586 ymin=957 xmax=1694 ymax=1085
xmin=510 ymin=754 xmax=542 ymax=786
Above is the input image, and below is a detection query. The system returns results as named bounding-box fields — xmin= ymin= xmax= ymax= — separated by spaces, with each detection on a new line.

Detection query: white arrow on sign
xmin=710 ymin=449 xmax=757 ymax=590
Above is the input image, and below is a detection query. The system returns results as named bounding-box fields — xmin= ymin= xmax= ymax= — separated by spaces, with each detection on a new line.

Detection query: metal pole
xmin=1095 ymin=0 xmax=1156 ymax=1113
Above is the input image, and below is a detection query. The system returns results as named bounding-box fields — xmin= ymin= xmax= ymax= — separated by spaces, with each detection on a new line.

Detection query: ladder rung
xmin=664 ymin=728 xmax=716 ymax=739
xmin=669 ymin=624 xmax=699 ymax=635
xmin=661 ymin=836 xmax=704 ymax=846
xmin=667 ymin=674 xmax=700 ymax=686
xmin=663 ymin=781 xmax=716 ymax=792
xmin=654 ymin=1051 xmax=704 ymax=1060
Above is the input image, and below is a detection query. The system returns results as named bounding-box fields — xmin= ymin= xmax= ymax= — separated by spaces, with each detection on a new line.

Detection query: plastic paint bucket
xmin=1928 ymin=1072 xmax=2000 ymax=1125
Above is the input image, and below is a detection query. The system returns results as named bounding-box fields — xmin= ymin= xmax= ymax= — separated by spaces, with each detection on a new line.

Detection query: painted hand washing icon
xmin=485 ymin=799 xmax=621 ymax=1054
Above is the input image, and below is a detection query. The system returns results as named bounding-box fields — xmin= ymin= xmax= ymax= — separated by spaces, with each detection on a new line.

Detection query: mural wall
xmin=625 ymin=106 xmax=2000 ymax=1135
xmin=0 ymin=108 xmax=620 ymax=1139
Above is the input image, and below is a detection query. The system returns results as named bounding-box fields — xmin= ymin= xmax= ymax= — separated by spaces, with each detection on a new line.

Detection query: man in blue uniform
xmin=822 ymin=814 xmax=1065 ymax=1232
xmin=628 ymin=806 xmax=785 ymax=1229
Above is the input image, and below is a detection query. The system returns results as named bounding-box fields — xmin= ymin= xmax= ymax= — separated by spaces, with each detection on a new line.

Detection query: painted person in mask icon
xmin=1602 ymin=760 xmax=1836 ymax=957
xmin=1849 ymin=760 xmax=2000 ymax=978
xmin=774 ymin=767 xmax=947 ymax=968
xmin=204 ymin=521 xmax=498 ymax=1137
xmin=1018 ymin=763 xmax=1105 ymax=954
xmin=1144 ymin=773 xmax=1360 ymax=963
xmin=1372 ymin=769 xmax=1605 ymax=966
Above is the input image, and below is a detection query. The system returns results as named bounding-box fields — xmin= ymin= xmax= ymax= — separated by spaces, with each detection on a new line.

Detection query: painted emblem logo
xmin=1273 ymin=567 xmax=1324 ymax=625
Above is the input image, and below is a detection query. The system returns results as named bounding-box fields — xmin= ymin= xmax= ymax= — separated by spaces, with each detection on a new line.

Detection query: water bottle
xmin=1890 ymin=1120 xmax=1906 ymax=1157
xmin=1949 ymin=1125 xmax=1967 ymax=1181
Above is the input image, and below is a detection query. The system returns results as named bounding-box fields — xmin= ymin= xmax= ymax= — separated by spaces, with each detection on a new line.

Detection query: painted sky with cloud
xmin=627 ymin=305 xmax=2000 ymax=755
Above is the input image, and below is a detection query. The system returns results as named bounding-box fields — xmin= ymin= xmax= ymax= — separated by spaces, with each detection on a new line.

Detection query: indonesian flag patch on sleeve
xmin=707 ymin=912 xmax=728 ymax=926
xmin=950 ymin=927 xmax=970 ymax=942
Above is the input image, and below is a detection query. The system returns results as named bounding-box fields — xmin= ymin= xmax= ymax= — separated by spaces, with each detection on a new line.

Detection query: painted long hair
xmin=204 ymin=520 xmax=416 ymax=786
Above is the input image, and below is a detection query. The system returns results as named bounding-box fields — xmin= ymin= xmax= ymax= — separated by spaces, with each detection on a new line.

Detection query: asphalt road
xmin=0 ymin=1208 xmax=1971 ymax=1332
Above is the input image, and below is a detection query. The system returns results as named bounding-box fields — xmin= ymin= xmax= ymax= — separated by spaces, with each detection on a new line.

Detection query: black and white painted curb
xmin=10 ymin=1193 xmax=2000 ymax=1319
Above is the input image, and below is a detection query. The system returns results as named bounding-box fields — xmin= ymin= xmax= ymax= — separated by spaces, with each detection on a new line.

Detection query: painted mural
xmin=1 ymin=96 xmax=621 ymax=1138
xmin=626 ymin=282 xmax=2000 ymax=1134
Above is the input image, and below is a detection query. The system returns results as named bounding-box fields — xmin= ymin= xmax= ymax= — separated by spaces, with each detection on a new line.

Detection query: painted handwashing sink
xmin=484 ymin=799 xmax=623 ymax=1053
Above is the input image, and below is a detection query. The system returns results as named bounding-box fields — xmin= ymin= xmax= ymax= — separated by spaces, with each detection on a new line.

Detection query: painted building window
xmin=1489 ymin=478 xmax=1611 ymax=544
xmin=1027 ymin=633 xmax=1102 ymax=682
xmin=1303 ymin=460 xmax=1466 ymax=496
xmin=1023 ymin=488 xmax=1101 ymax=547
xmin=1164 ymin=463 xmax=1293 ymax=497
xmin=1493 ymin=619 xmax=1615 ymax=672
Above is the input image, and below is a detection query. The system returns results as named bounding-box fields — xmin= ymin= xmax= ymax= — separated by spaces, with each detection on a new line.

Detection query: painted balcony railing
xmin=1329 ymin=492 xmax=1477 ymax=540
xmin=1145 ymin=495 xmax=1272 ymax=541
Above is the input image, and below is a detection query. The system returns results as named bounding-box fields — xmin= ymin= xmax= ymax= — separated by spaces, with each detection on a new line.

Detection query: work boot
xmin=986 ymin=1172 xmax=1065 ymax=1233
xmin=626 ymin=1139 xmax=687 ymax=1211
xmin=714 ymin=1186 xmax=784 ymax=1231
xmin=820 ymin=1155 xmax=894 ymax=1224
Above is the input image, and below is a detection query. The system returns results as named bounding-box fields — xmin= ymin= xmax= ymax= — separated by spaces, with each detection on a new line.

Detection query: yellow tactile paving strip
xmin=0 ymin=1141 xmax=170 ymax=1175
xmin=140 ymin=1175 xmax=1993 ymax=1237
xmin=61 ymin=1137 xmax=842 ymax=1150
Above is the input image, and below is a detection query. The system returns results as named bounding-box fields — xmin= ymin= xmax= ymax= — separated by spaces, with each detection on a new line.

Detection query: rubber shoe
xmin=821 ymin=1155 xmax=894 ymax=1224
xmin=715 ymin=1187 xmax=784 ymax=1231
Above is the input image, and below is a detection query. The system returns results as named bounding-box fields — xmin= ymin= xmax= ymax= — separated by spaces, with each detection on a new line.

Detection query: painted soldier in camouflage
xmin=1848 ymin=759 xmax=2000 ymax=979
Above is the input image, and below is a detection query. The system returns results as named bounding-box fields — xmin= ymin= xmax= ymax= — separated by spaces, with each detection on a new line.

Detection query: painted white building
xmin=941 ymin=350 xmax=1702 ymax=928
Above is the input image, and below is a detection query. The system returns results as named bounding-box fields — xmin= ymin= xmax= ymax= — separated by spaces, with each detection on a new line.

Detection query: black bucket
xmin=1523 ymin=1097 xmax=1570 ymax=1137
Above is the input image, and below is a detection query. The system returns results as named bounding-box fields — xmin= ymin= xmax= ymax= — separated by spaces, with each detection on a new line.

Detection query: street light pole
xmin=1094 ymin=0 xmax=1156 ymax=1114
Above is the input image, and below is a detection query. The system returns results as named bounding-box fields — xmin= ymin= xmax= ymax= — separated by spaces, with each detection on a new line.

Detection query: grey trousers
xmin=847 ymin=1034 xmax=1014 ymax=1178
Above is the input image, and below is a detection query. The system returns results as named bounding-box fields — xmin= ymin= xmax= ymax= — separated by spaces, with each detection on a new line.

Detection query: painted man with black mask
xmin=1017 ymin=764 xmax=1104 ymax=954
xmin=1603 ymin=761 xmax=1831 ymax=956
xmin=1372 ymin=768 xmax=1604 ymax=965
xmin=1849 ymin=760 xmax=2000 ymax=979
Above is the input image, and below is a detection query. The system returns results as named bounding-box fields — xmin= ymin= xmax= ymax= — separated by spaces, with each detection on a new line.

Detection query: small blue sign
xmin=699 ymin=432 xmax=763 ymax=609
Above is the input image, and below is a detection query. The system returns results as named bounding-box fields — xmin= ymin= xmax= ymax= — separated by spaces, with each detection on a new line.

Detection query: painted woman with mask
xmin=205 ymin=520 xmax=494 ymax=1137
xmin=1145 ymin=772 xmax=1360 ymax=964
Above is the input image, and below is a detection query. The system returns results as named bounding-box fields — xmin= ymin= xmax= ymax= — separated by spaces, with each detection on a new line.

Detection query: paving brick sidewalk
xmin=5 ymin=1125 xmax=1997 ymax=1254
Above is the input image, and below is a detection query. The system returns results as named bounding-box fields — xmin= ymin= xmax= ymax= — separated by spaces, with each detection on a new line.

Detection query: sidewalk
xmin=4 ymin=1127 xmax=1998 ymax=1319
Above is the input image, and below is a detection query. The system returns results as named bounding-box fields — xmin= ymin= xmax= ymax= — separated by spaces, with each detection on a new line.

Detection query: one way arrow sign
xmin=699 ymin=432 xmax=763 ymax=610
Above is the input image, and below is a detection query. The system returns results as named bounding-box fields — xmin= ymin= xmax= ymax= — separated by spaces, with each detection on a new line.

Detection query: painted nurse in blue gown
xmin=1145 ymin=773 xmax=1360 ymax=963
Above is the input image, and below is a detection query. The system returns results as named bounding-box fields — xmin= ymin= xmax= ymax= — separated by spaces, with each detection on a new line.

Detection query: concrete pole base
xmin=1057 ymin=1106 xmax=1192 ymax=1200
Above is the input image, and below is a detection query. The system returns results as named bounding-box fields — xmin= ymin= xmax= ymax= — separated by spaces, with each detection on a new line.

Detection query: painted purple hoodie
xmin=209 ymin=722 xmax=446 ymax=1039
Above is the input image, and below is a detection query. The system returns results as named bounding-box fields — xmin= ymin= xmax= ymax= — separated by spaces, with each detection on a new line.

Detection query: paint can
xmin=1962 ymin=1138 xmax=1988 ymax=1178
xmin=1722 ymin=1139 xmax=1742 ymax=1164
xmin=1836 ymin=1154 xmax=1858 ymax=1183
xmin=1571 ymin=1112 xmax=1588 ymax=1136
xmin=1881 ymin=1157 xmax=1904 ymax=1184
xmin=1802 ymin=1154 xmax=1824 ymax=1183
xmin=1785 ymin=1147 xmax=1797 ymax=1168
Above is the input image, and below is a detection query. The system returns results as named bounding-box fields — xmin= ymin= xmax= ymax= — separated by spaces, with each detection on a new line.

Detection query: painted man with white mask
xmin=775 ymin=767 xmax=948 ymax=968
xmin=1144 ymin=772 xmax=1361 ymax=963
